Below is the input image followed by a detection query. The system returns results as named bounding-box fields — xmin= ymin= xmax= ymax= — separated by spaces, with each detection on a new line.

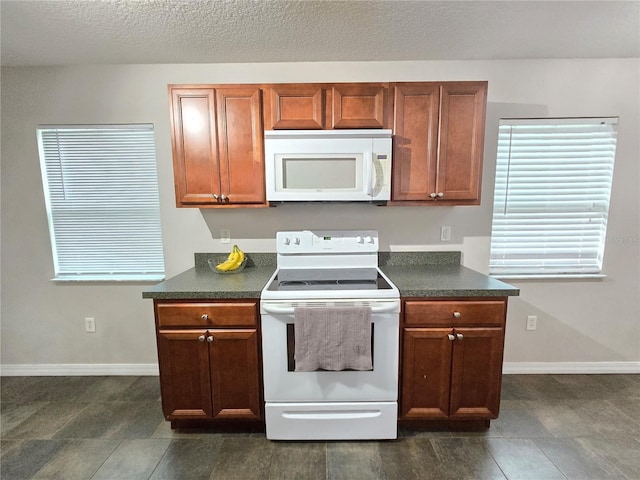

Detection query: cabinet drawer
xmin=404 ymin=300 xmax=505 ymax=327
xmin=156 ymin=302 xmax=258 ymax=328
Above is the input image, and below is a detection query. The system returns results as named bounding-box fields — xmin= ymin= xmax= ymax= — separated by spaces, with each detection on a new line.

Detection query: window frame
xmin=37 ymin=124 xmax=165 ymax=282
xmin=489 ymin=117 xmax=618 ymax=279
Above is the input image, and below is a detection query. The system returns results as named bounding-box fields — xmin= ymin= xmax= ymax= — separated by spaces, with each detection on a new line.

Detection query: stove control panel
xmin=277 ymin=230 xmax=379 ymax=254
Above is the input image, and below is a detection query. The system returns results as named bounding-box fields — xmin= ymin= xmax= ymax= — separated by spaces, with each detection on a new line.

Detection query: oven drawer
xmin=156 ymin=301 xmax=258 ymax=328
xmin=265 ymin=402 xmax=398 ymax=440
xmin=404 ymin=300 xmax=506 ymax=327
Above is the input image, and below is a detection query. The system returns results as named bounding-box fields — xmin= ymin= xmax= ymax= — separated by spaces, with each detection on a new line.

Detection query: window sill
xmin=51 ymin=275 xmax=165 ymax=283
xmin=491 ymin=274 xmax=606 ymax=280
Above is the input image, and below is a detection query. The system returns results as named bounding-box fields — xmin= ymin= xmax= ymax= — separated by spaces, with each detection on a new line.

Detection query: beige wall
xmin=1 ymin=59 xmax=638 ymax=372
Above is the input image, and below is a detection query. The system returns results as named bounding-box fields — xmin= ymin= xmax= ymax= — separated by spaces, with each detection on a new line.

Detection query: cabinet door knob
xmin=437 ymin=192 xmax=444 ymax=198
xmin=213 ymin=194 xmax=219 ymax=201
xmin=207 ymin=335 xmax=214 ymax=343
xmin=453 ymin=311 xmax=461 ymax=319
xmin=429 ymin=192 xmax=437 ymax=198
xmin=221 ymin=194 xmax=228 ymax=202
xmin=447 ymin=333 xmax=455 ymax=341
xmin=201 ymin=314 xmax=209 ymax=321
xmin=198 ymin=335 xmax=206 ymax=342
xmin=456 ymin=333 xmax=464 ymax=341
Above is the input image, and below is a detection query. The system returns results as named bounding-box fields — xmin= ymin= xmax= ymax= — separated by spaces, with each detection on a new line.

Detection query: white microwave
xmin=264 ymin=129 xmax=393 ymax=202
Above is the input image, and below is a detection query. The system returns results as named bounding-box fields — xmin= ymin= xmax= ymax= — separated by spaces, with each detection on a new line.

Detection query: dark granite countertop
xmin=142 ymin=251 xmax=519 ymax=300
xmin=381 ymin=264 xmax=519 ymax=297
xmin=142 ymin=253 xmax=276 ymax=300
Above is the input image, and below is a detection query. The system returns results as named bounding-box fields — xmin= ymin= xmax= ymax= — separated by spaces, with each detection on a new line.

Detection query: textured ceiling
xmin=1 ymin=0 xmax=639 ymax=66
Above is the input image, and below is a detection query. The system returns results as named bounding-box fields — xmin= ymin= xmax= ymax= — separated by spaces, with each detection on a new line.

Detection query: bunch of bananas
xmin=215 ymin=245 xmax=246 ymax=272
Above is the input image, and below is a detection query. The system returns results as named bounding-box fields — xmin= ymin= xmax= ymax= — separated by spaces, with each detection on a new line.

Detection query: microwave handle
xmin=364 ymin=152 xmax=374 ymax=196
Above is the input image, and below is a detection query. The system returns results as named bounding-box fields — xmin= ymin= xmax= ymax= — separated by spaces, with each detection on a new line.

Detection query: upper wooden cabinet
xmin=168 ymin=81 xmax=487 ymax=208
xmin=264 ymin=83 xmax=390 ymax=130
xmin=391 ymin=81 xmax=487 ymax=205
xmin=169 ymin=86 xmax=266 ymax=208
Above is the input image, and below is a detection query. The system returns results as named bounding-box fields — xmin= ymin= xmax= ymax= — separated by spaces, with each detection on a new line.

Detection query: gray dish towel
xmin=294 ymin=306 xmax=373 ymax=371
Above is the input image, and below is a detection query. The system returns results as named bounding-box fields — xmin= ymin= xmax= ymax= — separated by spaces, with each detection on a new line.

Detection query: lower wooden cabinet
xmin=152 ymin=296 xmax=507 ymax=428
xmin=400 ymin=298 xmax=507 ymax=421
xmin=154 ymin=300 xmax=262 ymax=423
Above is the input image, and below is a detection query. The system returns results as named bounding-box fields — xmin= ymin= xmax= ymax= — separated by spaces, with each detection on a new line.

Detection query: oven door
xmin=261 ymin=300 xmax=399 ymax=402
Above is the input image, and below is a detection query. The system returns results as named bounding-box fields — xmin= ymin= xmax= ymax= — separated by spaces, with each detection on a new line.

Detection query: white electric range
xmin=260 ymin=230 xmax=400 ymax=440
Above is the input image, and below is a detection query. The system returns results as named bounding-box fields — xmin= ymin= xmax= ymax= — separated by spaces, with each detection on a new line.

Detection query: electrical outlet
xmin=440 ymin=226 xmax=451 ymax=242
xmin=526 ymin=315 xmax=537 ymax=331
xmin=85 ymin=317 xmax=96 ymax=333
xmin=220 ymin=228 xmax=231 ymax=244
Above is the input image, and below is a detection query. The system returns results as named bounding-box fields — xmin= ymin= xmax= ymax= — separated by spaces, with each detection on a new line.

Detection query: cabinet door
xmin=216 ymin=87 xmax=266 ymax=205
xmin=332 ymin=84 xmax=386 ymax=128
xmin=391 ymin=83 xmax=440 ymax=201
xmin=209 ymin=328 xmax=262 ymax=420
xmin=268 ymin=85 xmax=324 ymax=129
xmin=435 ymin=82 xmax=487 ymax=203
xmin=170 ymin=89 xmax=221 ymax=205
xmin=157 ymin=329 xmax=213 ymax=419
xmin=449 ymin=327 xmax=505 ymax=419
xmin=400 ymin=328 xmax=453 ymax=419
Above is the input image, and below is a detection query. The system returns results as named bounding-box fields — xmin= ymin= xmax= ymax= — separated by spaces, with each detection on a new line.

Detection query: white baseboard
xmin=0 ymin=363 xmax=159 ymax=376
xmin=1 ymin=362 xmax=638 ymax=377
xmin=503 ymin=361 xmax=640 ymax=374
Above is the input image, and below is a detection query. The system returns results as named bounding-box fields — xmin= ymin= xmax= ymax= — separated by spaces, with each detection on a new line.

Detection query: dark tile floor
xmin=1 ymin=374 xmax=639 ymax=479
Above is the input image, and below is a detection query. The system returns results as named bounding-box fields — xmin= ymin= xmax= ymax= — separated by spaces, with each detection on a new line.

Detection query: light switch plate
xmin=526 ymin=315 xmax=537 ymax=331
xmin=220 ymin=229 xmax=231 ymax=244
xmin=440 ymin=226 xmax=451 ymax=242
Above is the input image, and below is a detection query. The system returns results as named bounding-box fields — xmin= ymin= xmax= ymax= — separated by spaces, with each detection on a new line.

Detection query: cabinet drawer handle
xmin=456 ymin=333 xmax=464 ymax=341
xmin=453 ymin=311 xmax=461 ymax=319
xmin=198 ymin=335 xmax=206 ymax=342
xmin=447 ymin=333 xmax=455 ymax=341
xmin=201 ymin=314 xmax=209 ymax=321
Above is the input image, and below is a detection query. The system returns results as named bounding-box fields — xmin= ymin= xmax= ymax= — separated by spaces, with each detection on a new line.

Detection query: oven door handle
xmin=261 ymin=303 xmax=399 ymax=315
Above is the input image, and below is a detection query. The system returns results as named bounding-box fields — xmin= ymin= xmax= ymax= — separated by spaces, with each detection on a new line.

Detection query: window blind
xmin=37 ymin=125 xmax=165 ymax=281
xmin=490 ymin=118 xmax=618 ymax=278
